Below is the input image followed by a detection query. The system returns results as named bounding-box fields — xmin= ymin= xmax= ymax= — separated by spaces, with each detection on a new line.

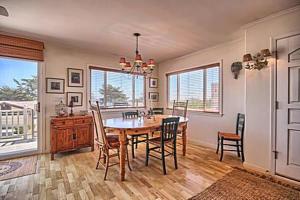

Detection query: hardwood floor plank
xmin=0 ymin=143 xmax=242 ymax=200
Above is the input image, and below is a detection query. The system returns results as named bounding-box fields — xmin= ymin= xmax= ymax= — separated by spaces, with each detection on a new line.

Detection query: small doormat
xmin=0 ymin=156 xmax=37 ymax=181
xmin=189 ymin=168 xmax=300 ymax=200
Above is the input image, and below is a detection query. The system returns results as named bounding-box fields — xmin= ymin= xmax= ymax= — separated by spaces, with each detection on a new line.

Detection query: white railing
xmin=0 ymin=108 xmax=36 ymax=139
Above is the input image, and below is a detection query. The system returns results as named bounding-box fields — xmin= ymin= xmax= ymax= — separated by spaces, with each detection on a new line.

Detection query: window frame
xmin=89 ymin=66 xmax=146 ymax=109
xmin=166 ymin=62 xmax=223 ymax=114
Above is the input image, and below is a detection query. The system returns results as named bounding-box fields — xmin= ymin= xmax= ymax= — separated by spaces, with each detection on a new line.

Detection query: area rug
xmin=189 ymin=168 xmax=300 ymax=200
xmin=0 ymin=156 xmax=37 ymax=181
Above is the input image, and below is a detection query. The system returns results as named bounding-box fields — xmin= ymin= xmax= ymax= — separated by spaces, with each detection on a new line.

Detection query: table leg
xmin=182 ymin=124 xmax=187 ymax=156
xmin=119 ymin=130 xmax=126 ymax=181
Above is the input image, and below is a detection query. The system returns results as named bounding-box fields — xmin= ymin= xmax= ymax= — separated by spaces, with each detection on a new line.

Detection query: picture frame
xmin=46 ymin=78 xmax=65 ymax=94
xmin=66 ymin=92 xmax=83 ymax=107
xmin=149 ymin=77 xmax=158 ymax=88
xmin=67 ymin=68 xmax=84 ymax=87
xmin=149 ymin=92 xmax=159 ymax=102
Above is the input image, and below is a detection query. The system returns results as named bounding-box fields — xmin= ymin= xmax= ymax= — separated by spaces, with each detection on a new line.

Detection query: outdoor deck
xmin=0 ymin=137 xmax=37 ymax=157
xmin=0 ymin=101 xmax=38 ymax=157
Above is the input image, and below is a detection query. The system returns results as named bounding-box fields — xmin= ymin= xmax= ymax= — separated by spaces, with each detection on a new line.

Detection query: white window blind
xmin=167 ymin=64 xmax=221 ymax=113
xmin=90 ymin=68 xmax=145 ymax=108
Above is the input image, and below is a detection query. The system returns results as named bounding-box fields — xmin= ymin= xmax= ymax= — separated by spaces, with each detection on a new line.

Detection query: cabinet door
xmin=76 ymin=125 xmax=90 ymax=147
xmin=56 ymin=128 xmax=74 ymax=151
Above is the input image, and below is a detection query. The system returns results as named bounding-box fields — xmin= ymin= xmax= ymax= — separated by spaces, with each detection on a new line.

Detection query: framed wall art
xmin=149 ymin=92 xmax=159 ymax=102
xmin=66 ymin=92 xmax=83 ymax=107
xmin=46 ymin=78 xmax=65 ymax=94
xmin=149 ymin=77 xmax=158 ymax=88
xmin=68 ymin=68 xmax=83 ymax=87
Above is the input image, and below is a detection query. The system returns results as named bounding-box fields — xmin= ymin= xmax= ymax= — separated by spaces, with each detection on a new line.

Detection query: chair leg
xmin=161 ymin=146 xmax=167 ymax=175
xmin=135 ymin=136 xmax=138 ymax=149
xmin=104 ymin=150 xmax=109 ymax=180
xmin=103 ymin=154 xmax=106 ymax=164
xmin=173 ymin=142 xmax=178 ymax=169
xmin=236 ymin=141 xmax=240 ymax=157
xmin=126 ymin=146 xmax=132 ymax=171
xmin=216 ymin=134 xmax=220 ymax=154
xmin=220 ymin=137 xmax=224 ymax=161
xmin=117 ymin=148 xmax=120 ymax=159
xmin=96 ymin=147 xmax=102 ymax=169
xmin=241 ymin=140 xmax=245 ymax=162
xmin=131 ymin=136 xmax=135 ymax=158
xmin=145 ymin=138 xmax=149 ymax=166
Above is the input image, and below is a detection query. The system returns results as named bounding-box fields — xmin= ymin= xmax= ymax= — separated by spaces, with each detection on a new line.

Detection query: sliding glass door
xmin=0 ymin=57 xmax=40 ymax=158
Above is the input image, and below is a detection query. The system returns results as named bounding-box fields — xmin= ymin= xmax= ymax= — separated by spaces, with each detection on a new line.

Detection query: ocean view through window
xmin=90 ymin=67 xmax=145 ymax=109
xmin=167 ymin=63 xmax=221 ymax=113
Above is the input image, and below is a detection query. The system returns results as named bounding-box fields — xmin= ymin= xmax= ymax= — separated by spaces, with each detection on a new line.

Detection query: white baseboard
xmin=243 ymin=161 xmax=269 ymax=173
xmin=188 ymin=139 xmax=216 ymax=149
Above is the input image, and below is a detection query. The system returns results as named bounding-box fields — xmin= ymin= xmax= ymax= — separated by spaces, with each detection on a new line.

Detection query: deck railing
xmin=0 ymin=109 xmax=36 ymax=140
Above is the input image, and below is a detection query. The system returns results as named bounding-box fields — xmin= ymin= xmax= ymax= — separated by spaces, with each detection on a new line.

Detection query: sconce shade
xmin=243 ymin=54 xmax=253 ymax=62
xmin=261 ymin=49 xmax=271 ymax=57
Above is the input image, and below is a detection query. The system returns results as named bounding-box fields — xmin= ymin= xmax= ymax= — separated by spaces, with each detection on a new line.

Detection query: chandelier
xmin=120 ymin=33 xmax=155 ymax=75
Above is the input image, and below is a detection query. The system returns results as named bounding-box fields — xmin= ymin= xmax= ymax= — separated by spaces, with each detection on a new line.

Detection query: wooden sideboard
xmin=50 ymin=115 xmax=94 ymax=160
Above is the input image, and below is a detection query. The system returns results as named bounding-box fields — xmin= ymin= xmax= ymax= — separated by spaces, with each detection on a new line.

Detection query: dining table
xmin=103 ymin=114 xmax=188 ymax=181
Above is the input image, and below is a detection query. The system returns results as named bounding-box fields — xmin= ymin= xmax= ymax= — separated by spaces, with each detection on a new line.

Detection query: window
xmin=167 ymin=63 xmax=221 ymax=113
xmin=90 ymin=67 xmax=145 ymax=108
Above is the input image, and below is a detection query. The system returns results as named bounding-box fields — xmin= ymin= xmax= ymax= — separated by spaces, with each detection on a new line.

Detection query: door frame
xmin=270 ymin=30 xmax=300 ymax=179
xmin=0 ymin=58 xmax=45 ymax=160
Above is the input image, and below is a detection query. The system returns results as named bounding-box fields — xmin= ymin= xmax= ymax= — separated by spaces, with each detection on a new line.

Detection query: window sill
xmin=100 ymin=107 xmax=146 ymax=113
xmin=166 ymin=108 xmax=223 ymax=117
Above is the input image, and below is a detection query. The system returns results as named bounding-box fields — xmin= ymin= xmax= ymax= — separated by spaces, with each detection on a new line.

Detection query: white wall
xmin=158 ymin=39 xmax=245 ymax=148
xmin=158 ymin=6 xmax=300 ymax=172
xmin=244 ymin=7 xmax=300 ymax=170
xmin=43 ymin=42 xmax=158 ymax=152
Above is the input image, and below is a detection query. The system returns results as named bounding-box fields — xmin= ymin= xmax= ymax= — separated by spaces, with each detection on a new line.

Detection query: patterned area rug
xmin=0 ymin=156 xmax=37 ymax=181
xmin=190 ymin=168 xmax=300 ymax=200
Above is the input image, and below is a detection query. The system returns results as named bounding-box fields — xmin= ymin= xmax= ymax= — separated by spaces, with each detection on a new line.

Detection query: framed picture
xmin=68 ymin=68 xmax=83 ymax=87
xmin=46 ymin=78 xmax=65 ymax=94
xmin=66 ymin=92 xmax=83 ymax=107
xmin=149 ymin=92 xmax=159 ymax=102
xmin=149 ymin=78 xmax=158 ymax=88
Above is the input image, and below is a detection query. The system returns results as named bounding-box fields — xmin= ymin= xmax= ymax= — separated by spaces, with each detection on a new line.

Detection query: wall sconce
xmin=231 ymin=62 xmax=243 ymax=79
xmin=243 ymin=49 xmax=272 ymax=70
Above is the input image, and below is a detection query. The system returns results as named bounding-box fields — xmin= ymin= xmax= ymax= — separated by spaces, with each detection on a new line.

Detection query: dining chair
xmin=145 ymin=117 xmax=180 ymax=175
xmin=172 ymin=100 xmax=188 ymax=118
xmin=172 ymin=100 xmax=188 ymax=144
xmin=149 ymin=107 xmax=164 ymax=115
xmin=216 ymin=113 xmax=245 ymax=162
xmin=122 ymin=111 xmax=148 ymax=158
xmin=90 ymin=100 xmax=131 ymax=180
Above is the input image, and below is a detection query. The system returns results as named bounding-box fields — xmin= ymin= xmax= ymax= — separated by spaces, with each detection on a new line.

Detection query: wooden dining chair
xmin=90 ymin=101 xmax=131 ymax=180
xmin=172 ymin=100 xmax=188 ymax=144
xmin=216 ymin=113 xmax=245 ymax=162
xmin=145 ymin=117 xmax=180 ymax=175
xmin=172 ymin=100 xmax=188 ymax=118
xmin=149 ymin=107 xmax=164 ymax=115
xmin=122 ymin=111 xmax=148 ymax=158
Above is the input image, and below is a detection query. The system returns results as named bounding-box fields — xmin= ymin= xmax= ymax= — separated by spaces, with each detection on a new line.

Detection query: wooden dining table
xmin=103 ymin=114 xmax=188 ymax=181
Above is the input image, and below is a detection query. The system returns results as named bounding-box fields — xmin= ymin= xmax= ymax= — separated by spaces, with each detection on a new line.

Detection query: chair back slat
xmin=89 ymin=100 xmax=108 ymax=146
xmin=161 ymin=117 xmax=180 ymax=143
xmin=123 ymin=111 xmax=139 ymax=119
xmin=150 ymin=108 xmax=164 ymax=115
xmin=172 ymin=100 xmax=188 ymax=118
xmin=236 ymin=113 xmax=245 ymax=139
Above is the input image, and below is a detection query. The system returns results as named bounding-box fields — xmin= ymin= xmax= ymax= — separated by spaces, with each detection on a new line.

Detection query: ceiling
xmin=1 ymin=0 xmax=300 ymax=62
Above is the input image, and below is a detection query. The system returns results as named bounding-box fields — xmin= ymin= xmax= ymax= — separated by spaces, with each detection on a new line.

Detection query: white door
xmin=276 ymin=34 xmax=300 ymax=181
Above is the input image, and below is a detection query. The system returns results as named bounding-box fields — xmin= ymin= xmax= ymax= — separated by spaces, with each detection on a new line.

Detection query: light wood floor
xmin=0 ymin=143 xmax=242 ymax=200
